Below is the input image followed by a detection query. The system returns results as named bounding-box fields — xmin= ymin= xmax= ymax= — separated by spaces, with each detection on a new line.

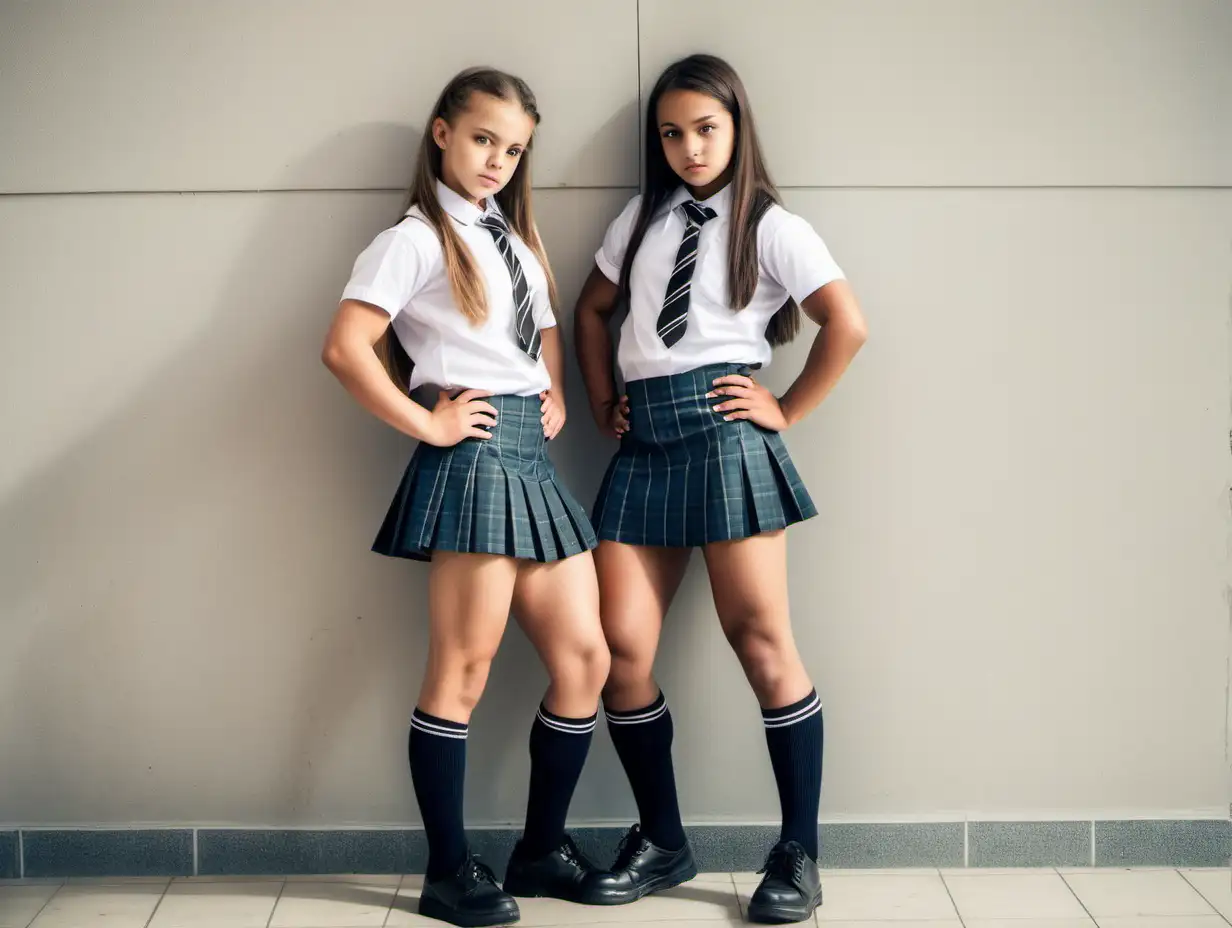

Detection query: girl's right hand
xmin=426 ymin=389 xmax=498 ymax=446
xmin=595 ymin=395 xmax=630 ymax=439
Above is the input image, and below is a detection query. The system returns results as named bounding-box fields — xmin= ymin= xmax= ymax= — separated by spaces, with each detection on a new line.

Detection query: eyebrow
xmin=475 ymin=126 xmax=527 ymax=147
xmin=659 ymin=115 xmax=720 ymax=128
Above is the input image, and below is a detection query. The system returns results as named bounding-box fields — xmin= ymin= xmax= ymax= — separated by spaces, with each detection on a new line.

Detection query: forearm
xmin=575 ymin=306 xmax=618 ymax=419
xmin=780 ymin=317 xmax=867 ymax=427
xmin=540 ymin=326 xmax=565 ymax=393
xmin=324 ymin=342 xmax=436 ymax=442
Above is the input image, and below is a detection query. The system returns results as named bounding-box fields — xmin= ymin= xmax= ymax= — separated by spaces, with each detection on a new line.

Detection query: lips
xmin=479 ymin=174 xmax=500 ymax=186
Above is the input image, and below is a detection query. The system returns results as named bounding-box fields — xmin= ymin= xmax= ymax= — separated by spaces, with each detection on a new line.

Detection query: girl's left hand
xmin=707 ymin=374 xmax=789 ymax=432
xmin=540 ymin=389 xmax=566 ymax=440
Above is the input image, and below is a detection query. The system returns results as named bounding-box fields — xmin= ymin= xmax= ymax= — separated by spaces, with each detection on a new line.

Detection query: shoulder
xmin=388 ymin=209 xmax=442 ymax=252
xmin=757 ymin=203 xmax=813 ymax=244
xmin=613 ymin=193 xmax=644 ymax=226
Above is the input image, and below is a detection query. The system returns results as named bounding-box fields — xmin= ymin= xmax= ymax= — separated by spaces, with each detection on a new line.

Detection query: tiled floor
xmin=0 ymin=868 xmax=1228 ymax=928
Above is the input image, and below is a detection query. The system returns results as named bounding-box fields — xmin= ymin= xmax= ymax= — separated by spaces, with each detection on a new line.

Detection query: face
xmin=433 ymin=91 xmax=535 ymax=205
xmin=656 ymin=88 xmax=736 ymax=196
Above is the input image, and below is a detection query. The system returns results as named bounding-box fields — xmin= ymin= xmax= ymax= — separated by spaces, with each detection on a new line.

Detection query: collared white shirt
xmin=341 ymin=179 xmax=555 ymax=397
xmin=595 ymin=184 xmax=844 ymax=381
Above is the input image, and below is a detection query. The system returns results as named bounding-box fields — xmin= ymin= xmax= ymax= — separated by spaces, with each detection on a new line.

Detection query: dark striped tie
xmin=477 ymin=212 xmax=541 ymax=361
xmin=656 ymin=200 xmax=717 ymax=347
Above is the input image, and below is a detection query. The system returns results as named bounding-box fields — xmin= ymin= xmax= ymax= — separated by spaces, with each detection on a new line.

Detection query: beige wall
xmin=1 ymin=0 xmax=1229 ymax=827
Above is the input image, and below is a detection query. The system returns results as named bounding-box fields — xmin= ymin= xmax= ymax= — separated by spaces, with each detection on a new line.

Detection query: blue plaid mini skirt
xmin=373 ymin=394 xmax=597 ymax=562
xmin=592 ymin=363 xmax=817 ymax=547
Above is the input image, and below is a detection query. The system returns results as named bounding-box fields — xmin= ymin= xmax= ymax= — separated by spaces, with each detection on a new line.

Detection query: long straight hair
xmin=618 ymin=54 xmax=800 ymax=346
xmin=375 ymin=67 xmax=559 ymax=391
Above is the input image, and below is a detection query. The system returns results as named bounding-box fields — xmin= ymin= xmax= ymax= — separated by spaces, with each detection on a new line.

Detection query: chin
xmin=675 ymin=167 xmax=715 ymax=188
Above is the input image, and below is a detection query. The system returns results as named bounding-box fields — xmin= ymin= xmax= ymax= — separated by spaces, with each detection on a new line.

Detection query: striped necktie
xmin=656 ymin=200 xmax=717 ymax=347
xmin=476 ymin=212 xmax=541 ymax=361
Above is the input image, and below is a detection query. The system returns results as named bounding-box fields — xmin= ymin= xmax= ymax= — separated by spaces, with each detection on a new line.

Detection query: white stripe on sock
xmin=605 ymin=700 xmax=668 ymax=725
xmin=762 ymin=694 xmax=822 ymax=729
xmin=412 ymin=716 xmax=469 ymax=739
xmin=536 ymin=708 xmax=597 ymax=734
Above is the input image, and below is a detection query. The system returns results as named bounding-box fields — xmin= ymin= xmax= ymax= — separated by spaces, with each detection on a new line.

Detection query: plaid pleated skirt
xmin=592 ymin=363 xmax=817 ymax=547
xmin=373 ymin=394 xmax=598 ymax=562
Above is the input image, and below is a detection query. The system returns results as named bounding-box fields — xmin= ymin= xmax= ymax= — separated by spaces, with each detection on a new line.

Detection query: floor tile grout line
xmin=20 ymin=880 xmax=61 ymax=928
xmin=1056 ymin=864 xmax=1099 ymax=925
xmin=138 ymin=878 xmax=172 ymax=928
xmin=1089 ymin=820 xmax=1096 ymax=867
xmin=1179 ymin=868 xmax=1232 ymax=926
xmin=263 ymin=877 xmax=287 ymax=928
xmin=380 ymin=873 xmax=405 ymax=927
xmin=937 ymin=868 xmax=968 ymax=927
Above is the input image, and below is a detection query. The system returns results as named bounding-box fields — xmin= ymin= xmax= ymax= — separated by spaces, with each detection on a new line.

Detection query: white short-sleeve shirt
xmin=341 ymin=180 xmax=555 ymax=397
xmin=595 ymin=183 xmax=844 ymax=381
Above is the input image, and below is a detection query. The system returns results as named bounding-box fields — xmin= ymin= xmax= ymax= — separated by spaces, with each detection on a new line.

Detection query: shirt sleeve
xmin=594 ymin=194 xmax=643 ymax=284
xmin=532 ymin=282 xmax=557 ymax=330
xmin=339 ymin=222 xmax=433 ymax=316
xmin=760 ymin=212 xmax=845 ymax=304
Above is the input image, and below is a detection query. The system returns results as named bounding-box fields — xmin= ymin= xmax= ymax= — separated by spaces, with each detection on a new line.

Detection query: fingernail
xmin=705 ymin=391 xmax=715 ymax=398
xmin=723 ymin=415 xmax=733 ymax=421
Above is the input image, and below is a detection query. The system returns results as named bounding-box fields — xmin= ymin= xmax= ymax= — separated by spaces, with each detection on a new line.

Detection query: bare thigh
xmin=418 ymin=551 xmax=519 ymax=722
xmin=703 ymin=531 xmax=812 ymax=708
xmin=512 ymin=550 xmax=611 ymax=718
xmin=594 ymin=540 xmax=692 ymax=711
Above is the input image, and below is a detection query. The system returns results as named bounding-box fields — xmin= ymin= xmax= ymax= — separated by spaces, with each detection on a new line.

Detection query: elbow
xmin=850 ymin=315 xmax=869 ymax=348
xmin=321 ymin=338 xmax=347 ymax=375
xmin=575 ymin=302 xmax=600 ymax=327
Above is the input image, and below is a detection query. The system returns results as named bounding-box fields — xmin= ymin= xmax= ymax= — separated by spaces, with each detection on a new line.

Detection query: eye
xmin=507 ymin=148 xmax=523 ymax=158
xmin=661 ymin=129 xmax=679 ymax=140
xmin=475 ymin=135 xmax=490 ymax=145
xmin=700 ymin=125 xmax=715 ymax=135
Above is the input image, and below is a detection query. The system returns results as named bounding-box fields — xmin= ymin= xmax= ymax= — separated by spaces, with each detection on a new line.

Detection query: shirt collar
xmin=432 ymin=178 xmax=486 ymax=226
xmin=668 ymin=181 xmax=733 ymax=219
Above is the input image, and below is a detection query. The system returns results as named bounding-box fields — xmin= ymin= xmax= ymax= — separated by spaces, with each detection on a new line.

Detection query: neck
xmin=439 ymin=167 xmax=483 ymax=207
xmin=687 ymin=166 xmax=735 ymax=201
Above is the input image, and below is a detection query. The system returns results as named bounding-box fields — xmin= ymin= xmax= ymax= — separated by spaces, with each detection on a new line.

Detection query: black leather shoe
xmin=581 ymin=824 xmax=697 ymax=905
xmin=502 ymin=835 xmax=599 ymax=902
xmin=747 ymin=840 xmax=823 ymax=924
xmin=419 ymin=854 xmax=521 ymax=926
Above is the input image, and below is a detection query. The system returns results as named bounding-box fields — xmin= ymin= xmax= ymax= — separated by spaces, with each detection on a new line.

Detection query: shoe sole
xmin=501 ymin=876 xmax=586 ymax=903
xmin=746 ymin=887 xmax=823 ymax=924
xmin=418 ymin=895 xmax=521 ymax=926
xmin=578 ymin=860 xmax=699 ymax=906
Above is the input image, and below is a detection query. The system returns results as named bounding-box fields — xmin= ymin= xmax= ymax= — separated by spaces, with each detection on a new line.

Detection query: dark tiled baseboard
xmin=1095 ymin=819 xmax=1230 ymax=868
xmin=969 ymin=821 xmax=1092 ymax=868
xmin=22 ymin=829 xmax=193 ymax=878
xmin=6 ymin=820 xmax=1228 ymax=878
xmin=0 ymin=832 xmax=18 ymax=879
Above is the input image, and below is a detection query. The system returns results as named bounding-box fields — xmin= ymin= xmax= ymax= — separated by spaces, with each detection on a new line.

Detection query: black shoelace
xmin=613 ymin=826 xmax=649 ymax=870
xmin=759 ymin=844 xmax=806 ymax=885
xmin=461 ymin=855 xmax=499 ymax=890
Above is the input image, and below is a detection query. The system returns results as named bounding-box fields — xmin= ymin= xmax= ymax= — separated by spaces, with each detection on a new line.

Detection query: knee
xmin=549 ymin=637 xmax=612 ymax=698
xmin=725 ymin=621 xmax=796 ymax=696
xmin=605 ymin=637 xmax=654 ymax=689
xmin=454 ymin=652 xmax=496 ymax=712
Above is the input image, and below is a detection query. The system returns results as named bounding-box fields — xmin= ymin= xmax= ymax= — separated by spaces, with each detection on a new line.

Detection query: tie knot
xmin=477 ymin=212 xmax=509 ymax=236
xmin=680 ymin=201 xmax=717 ymax=227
